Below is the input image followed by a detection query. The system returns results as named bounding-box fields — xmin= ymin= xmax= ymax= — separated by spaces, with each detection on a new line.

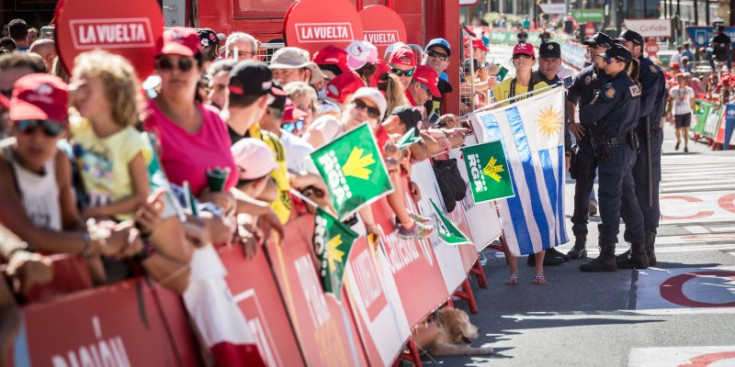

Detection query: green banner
xmin=461 ymin=140 xmax=515 ymax=203
xmin=703 ymin=106 xmax=724 ymax=138
xmin=396 ymin=127 xmax=421 ymax=150
xmin=571 ymin=9 xmax=604 ymax=22
xmin=692 ymin=100 xmax=714 ymax=135
xmin=313 ymin=207 xmax=358 ymax=300
xmin=486 ymin=31 xmax=541 ymax=45
xmin=311 ymin=123 xmax=393 ymax=219
xmin=429 ymin=199 xmax=471 ymax=246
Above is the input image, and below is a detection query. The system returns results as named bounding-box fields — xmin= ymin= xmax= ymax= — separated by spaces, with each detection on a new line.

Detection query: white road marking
xmin=684 ymin=225 xmax=709 ymax=234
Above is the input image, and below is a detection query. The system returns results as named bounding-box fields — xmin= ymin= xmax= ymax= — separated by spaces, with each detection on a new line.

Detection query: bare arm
xmin=84 ymin=152 xmax=149 ymax=219
xmin=55 ymin=151 xmax=81 ymax=231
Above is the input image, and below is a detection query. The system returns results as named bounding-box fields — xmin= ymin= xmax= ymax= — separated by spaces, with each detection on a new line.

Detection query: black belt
xmin=591 ymin=133 xmax=630 ymax=148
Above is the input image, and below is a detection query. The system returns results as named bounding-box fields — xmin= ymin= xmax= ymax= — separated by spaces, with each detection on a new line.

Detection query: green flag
xmin=429 ymin=199 xmax=471 ymax=246
xmin=311 ymin=123 xmax=393 ymax=220
xmin=461 ymin=140 xmax=515 ymax=203
xmin=313 ymin=207 xmax=359 ymax=299
xmin=396 ymin=127 xmax=421 ymax=150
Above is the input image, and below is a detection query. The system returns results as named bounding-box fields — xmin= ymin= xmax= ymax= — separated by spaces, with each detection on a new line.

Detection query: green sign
xmin=313 ymin=207 xmax=358 ymax=300
xmin=311 ymin=123 xmax=393 ymax=219
xmin=461 ymin=140 xmax=515 ymax=203
xmin=703 ymin=106 xmax=723 ymax=138
xmin=396 ymin=128 xmax=421 ymax=150
xmin=692 ymin=100 xmax=713 ymax=135
xmin=571 ymin=9 xmax=604 ymax=22
xmin=429 ymin=199 xmax=471 ymax=246
xmin=486 ymin=30 xmax=541 ymax=45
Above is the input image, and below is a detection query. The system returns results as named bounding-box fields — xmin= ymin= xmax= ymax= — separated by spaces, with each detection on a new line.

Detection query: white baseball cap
xmin=346 ymin=40 xmax=378 ymax=70
xmin=231 ymin=138 xmax=278 ymax=180
xmin=350 ymin=87 xmax=387 ymax=118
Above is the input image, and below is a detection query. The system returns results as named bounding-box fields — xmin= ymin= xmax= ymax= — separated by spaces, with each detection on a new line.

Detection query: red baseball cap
xmin=370 ymin=60 xmax=391 ymax=88
xmin=670 ymin=62 xmax=680 ymax=69
xmin=0 ymin=94 xmax=8 ymax=110
xmin=513 ymin=43 xmax=535 ymax=57
xmin=729 ymin=75 xmax=735 ymax=85
xmin=413 ymin=65 xmax=441 ymax=98
xmin=389 ymin=48 xmax=416 ymax=67
xmin=9 ymin=74 xmax=69 ymax=123
xmin=313 ymin=45 xmax=350 ymax=74
xmin=283 ymin=99 xmax=308 ymax=123
xmin=158 ymin=27 xmax=202 ymax=57
xmin=326 ymin=71 xmax=366 ymax=104
xmin=472 ymin=39 xmax=489 ymax=52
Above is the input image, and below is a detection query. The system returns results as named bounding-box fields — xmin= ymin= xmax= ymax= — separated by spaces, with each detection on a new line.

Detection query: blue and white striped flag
xmin=473 ymin=87 xmax=569 ymax=256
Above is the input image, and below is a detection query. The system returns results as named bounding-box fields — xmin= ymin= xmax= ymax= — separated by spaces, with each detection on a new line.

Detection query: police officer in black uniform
xmin=565 ymin=32 xmax=613 ymax=259
xmin=578 ymin=44 xmax=646 ymax=272
xmin=614 ymin=30 xmax=666 ymax=269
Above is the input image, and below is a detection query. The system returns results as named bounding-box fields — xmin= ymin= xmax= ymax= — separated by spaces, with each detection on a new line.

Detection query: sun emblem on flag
xmin=536 ymin=106 xmax=563 ymax=138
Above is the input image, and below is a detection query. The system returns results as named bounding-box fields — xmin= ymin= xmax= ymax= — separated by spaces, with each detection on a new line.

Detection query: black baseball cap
xmin=391 ymin=106 xmax=422 ymax=132
xmin=198 ymin=28 xmax=225 ymax=49
xmin=583 ymin=32 xmax=613 ymax=48
xmin=615 ymin=29 xmax=644 ymax=46
xmin=598 ymin=43 xmax=632 ymax=63
xmin=229 ymin=61 xmax=285 ymax=97
xmin=539 ymin=42 xmax=561 ymax=58
xmin=267 ymin=82 xmax=287 ymax=110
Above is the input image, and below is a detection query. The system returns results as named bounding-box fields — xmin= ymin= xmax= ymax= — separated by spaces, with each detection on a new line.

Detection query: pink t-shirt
xmin=144 ymin=100 xmax=237 ymax=195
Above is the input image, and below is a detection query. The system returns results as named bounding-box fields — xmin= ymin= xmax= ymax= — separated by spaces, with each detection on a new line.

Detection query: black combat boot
xmin=616 ymin=242 xmax=649 ymax=269
xmin=548 ymin=247 xmax=571 ymax=262
xmin=567 ymin=236 xmax=587 ymax=259
xmin=527 ymin=251 xmax=565 ymax=266
xmin=645 ymin=231 xmax=657 ymax=266
xmin=579 ymin=242 xmax=617 ymax=272
xmin=615 ymin=248 xmax=630 ymax=262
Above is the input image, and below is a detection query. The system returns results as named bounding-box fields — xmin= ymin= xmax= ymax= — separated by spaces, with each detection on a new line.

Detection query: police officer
xmin=578 ymin=44 xmax=646 ymax=272
xmin=565 ymin=32 xmax=613 ymax=259
xmin=614 ymin=30 xmax=666 ymax=268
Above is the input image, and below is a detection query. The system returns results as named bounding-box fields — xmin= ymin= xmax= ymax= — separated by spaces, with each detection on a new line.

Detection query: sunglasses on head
xmin=15 ymin=119 xmax=64 ymax=137
xmin=283 ymin=118 xmax=305 ymax=133
xmin=427 ymin=50 xmax=449 ymax=61
xmin=391 ymin=67 xmax=415 ymax=77
xmin=156 ymin=57 xmax=195 ymax=72
xmin=352 ymin=99 xmax=381 ymax=119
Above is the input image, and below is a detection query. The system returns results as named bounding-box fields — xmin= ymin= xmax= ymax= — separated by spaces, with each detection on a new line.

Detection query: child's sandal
xmin=533 ymin=274 xmax=547 ymax=285
xmin=505 ymin=274 xmax=519 ymax=286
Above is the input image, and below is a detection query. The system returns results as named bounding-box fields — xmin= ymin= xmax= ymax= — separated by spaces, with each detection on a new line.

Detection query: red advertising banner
xmin=284 ymin=0 xmax=364 ymax=56
xmin=358 ymin=5 xmax=408 ymax=57
xmin=264 ymin=215 xmax=369 ymax=367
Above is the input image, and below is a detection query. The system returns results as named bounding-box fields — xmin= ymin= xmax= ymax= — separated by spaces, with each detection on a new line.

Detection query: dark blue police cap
xmin=598 ymin=43 xmax=632 ymax=63
xmin=582 ymin=32 xmax=613 ymax=48
xmin=539 ymin=42 xmax=561 ymax=58
xmin=615 ymin=30 xmax=644 ymax=46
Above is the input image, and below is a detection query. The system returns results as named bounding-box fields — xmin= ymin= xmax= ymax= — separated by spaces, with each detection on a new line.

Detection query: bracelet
xmin=132 ymin=239 xmax=156 ymax=264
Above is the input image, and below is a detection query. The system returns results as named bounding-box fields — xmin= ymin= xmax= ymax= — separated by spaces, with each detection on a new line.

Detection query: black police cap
xmin=539 ymin=42 xmax=561 ymax=58
xmin=598 ymin=43 xmax=632 ymax=63
xmin=615 ymin=30 xmax=644 ymax=46
xmin=582 ymin=32 xmax=613 ymax=47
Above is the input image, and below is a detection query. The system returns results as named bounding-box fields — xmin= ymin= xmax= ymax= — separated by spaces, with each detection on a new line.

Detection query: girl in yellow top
xmin=490 ymin=43 xmax=548 ymax=107
xmin=489 ymin=43 xmax=550 ymax=285
xmin=69 ymin=50 xmax=150 ymax=221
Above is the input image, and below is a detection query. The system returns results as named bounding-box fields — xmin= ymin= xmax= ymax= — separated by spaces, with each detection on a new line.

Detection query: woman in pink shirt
xmin=144 ymin=28 xmax=237 ymax=211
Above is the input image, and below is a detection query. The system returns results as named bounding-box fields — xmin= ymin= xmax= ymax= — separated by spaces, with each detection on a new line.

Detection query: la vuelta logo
xmin=69 ymin=18 xmax=154 ymax=50
xmin=294 ymin=23 xmax=354 ymax=43
xmin=364 ymin=31 xmax=399 ymax=46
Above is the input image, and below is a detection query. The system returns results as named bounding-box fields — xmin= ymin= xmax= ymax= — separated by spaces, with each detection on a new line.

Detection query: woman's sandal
xmin=533 ymin=274 xmax=547 ymax=285
xmin=505 ymin=274 xmax=519 ymax=286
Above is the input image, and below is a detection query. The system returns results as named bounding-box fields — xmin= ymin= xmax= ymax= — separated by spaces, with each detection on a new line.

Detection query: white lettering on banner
xmin=623 ymin=19 xmax=671 ymax=37
xmin=318 ymin=152 xmax=352 ymax=207
xmin=295 ymin=23 xmax=354 ymax=43
xmin=467 ymin=154 xmax=487 ymax=192
xmin=247 ymin=318 xmax=277 ymax=367
xmin=352 ymin=250 xmax=383 ymax=309
xmin=51 ymin=317 xmax=131 ymax=367
xmin=69 ymin=18 xmax=154 ymax=50
xmin=381 ymin=231 xmax=419 ymax=273
xmin=364 ymin=31 xmax=399 ymax=45
xmin=294 ymin=255 xmax=331 ymax=329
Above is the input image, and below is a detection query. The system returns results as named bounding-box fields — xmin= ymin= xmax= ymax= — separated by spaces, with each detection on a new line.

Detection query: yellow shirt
xmin=70 ymin=116 xmax=150 ymax=221
xmin=248 ymin=124 xmax=292 ymax=224
xmin=491 ymin=78 xmax=548 ymax=107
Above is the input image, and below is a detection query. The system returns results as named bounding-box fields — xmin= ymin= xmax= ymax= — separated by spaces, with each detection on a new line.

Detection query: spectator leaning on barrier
xmin=28 ymin=39 xmax=56 ymax=72
xmin=0 ymin=52 xmax=47 ymax=138
xmin=490 ymin=43 xmax=547 ymax=106
xmin=423 ymin=38 xmax=454 ymax=117
xmin=389 ymin=48 xmax=416 ymax=90
xmin=284 ymin=81 xmax=318 ymax=130
xmin=8 ymin=19 xmax=29 ymax=52
xmin=224 ymin=32 xmax=259 ymax=62
xmin=377 ymin=72 xmax=410 ymax=120
xmin=406 ymin=65 xmax=441 ymax=109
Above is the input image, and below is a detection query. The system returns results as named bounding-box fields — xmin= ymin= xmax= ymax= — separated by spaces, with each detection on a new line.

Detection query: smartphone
xmin=428 ymin=111 xmax=441 ymax=126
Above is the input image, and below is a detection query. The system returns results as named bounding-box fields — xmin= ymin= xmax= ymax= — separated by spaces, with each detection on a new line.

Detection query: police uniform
xmin=565 ymin=33 xmax=612 ymax=259
xmin=615 ymin=30 xmax=667 ymax=267
xmin=578 ymin=44 xmax=646 ymax=272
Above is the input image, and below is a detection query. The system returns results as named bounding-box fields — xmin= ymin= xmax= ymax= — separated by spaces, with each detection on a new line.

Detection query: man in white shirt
xmin=667 ymin=73 xmax=695 ymax=152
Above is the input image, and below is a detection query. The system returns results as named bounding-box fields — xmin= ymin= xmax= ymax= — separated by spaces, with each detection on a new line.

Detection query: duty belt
xmin=591 ymin=133 xmax=630 ymax=148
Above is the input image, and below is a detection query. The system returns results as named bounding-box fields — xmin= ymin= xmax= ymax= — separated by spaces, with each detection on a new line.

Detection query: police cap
xmin=598 ymin=43 xmax=632 ymax=63
xmin=582 ymin=32 xmax=613 ymax=48
xmin=539 ymin=42 xmax=561 ymax=58
xmin=615 ymin=30 xmax=644 ymax=46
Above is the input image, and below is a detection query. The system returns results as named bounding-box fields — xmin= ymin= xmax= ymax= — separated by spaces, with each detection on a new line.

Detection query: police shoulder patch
xmin=629 ymin=85 xmax=641 ymax=97
xmin=605 ymin=87 xmax=616 ymax=98
xmin=649 ymin=65 xmax=657 ymax=74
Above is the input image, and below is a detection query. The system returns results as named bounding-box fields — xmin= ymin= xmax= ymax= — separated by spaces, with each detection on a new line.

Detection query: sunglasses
xmin=15 ymin=119 xmax=64 ymax=137
xmin=427 ymin=50 xmax=449 ymax=61
xmin=283 ymin=118 xmax=305 ymax=133
xmin=352 ymin=99 xmax=381 ymax=119
xmin=156 ymin=57 xmax=195 ymax=72
xmin=391 ymin=67 xmax=415 ymax=77
xmin=513 ymin=54 xmax=533 ymax=60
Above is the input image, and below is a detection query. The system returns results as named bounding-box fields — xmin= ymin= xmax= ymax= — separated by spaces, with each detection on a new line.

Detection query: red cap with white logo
xmin=158 ymin=27 xmax=202 ymax=57
xmin=389 ymin=48 xmax=416 ymax=67
xmin=472 ymin=39 xmax=489 ymax=52
xmin=512 ymin=43 xmax=535 ymax=57
xmin=412 ymin=65 xmax=441 ymax=98
xmin=312 ymin=45 xmax=350 ymax=74
xmin=9 ymin=74 xmax=69 ymax=123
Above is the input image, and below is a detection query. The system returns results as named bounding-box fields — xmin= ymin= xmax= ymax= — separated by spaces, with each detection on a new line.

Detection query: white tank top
xmin=7 ymin=148 xmax=62 ymax=231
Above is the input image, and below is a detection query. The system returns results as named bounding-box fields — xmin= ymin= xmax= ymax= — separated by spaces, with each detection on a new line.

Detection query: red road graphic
xmin=660 ymin=195 xmax=715 ymax=220
xmin=660 ymin=271 xmax=735 ymax=308
xmin=717 ymin=192 xmax=735 ymax=214
xmin=678 ymin=351 xmax=735 ymax=366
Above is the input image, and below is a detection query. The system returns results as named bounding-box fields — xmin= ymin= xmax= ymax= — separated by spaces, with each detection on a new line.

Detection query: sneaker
xmin=675 ymin=141 xmax=680 ymax=151
xmin=589 ymin=202 xmax=598 ymax=217
xmin=409 ymin=212 xmax=432 ymax=225
xmin=397 ymin=222 xmax=433 ymax=240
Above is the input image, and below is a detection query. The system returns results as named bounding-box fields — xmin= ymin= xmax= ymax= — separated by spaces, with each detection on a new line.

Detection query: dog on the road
xmin=425 ymin=308 xmax=494 ymax=356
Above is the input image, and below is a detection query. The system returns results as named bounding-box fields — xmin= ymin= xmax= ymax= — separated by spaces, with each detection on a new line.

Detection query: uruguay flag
xmin=473 ymin=87 xmax=569 ymax=256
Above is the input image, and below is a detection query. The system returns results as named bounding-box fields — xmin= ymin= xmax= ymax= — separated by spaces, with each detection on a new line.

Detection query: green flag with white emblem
xmin=313 ymin=207 xmax=359 ymax=299
xmin=311 ymin=123 xmax=393 ymax=219
xmin=429 ymin=199 xmax=471 ymax=245
xmin=461 ymin=140 xmax=515 ymax=203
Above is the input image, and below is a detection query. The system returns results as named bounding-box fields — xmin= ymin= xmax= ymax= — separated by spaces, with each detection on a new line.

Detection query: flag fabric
xmin=311 ymin=123 xmax=393 ymax=219
xmin=461 ymin=140 xmax=515 ymax=203
xmin=473 ymin=87 xmax=569 ymax=256
xmin=396 ymin=127 xmax=421 ymax=150
xmin=429 ymin=198 xmax=472 ymax=245
xmin=313 ymin=207 xmax=359 ymax=299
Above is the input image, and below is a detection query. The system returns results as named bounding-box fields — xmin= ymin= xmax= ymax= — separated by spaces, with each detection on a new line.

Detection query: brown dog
xmin=425 ymin=308 xmax=494 ymax=356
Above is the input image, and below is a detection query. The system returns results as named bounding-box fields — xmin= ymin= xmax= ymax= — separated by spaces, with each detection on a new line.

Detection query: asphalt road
xmin=424 ymin=121 xmax=735 ymax=366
